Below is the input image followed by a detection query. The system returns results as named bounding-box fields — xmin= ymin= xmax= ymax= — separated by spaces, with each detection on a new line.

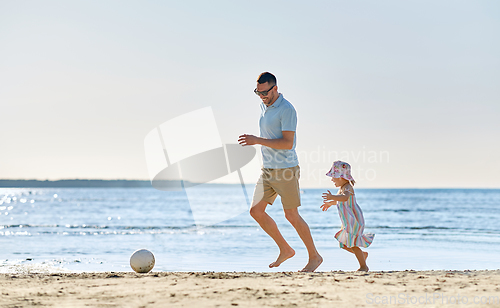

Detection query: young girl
xmin=321 ymin=161 xmax=374 ymax=271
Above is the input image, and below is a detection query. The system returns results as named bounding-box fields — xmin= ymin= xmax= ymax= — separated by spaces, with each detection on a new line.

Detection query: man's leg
xmin=250 ymin=200 xmax=295 ymax=268
xmin=284 ymin=208 xmax=323 ymax=272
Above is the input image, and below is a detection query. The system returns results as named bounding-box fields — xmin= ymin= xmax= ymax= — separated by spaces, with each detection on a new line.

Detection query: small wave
xmin=3 ymin=223 xmax=500 ymax=236
xmin=379 ymin=209 xmax=437 ymax=212
xmin=372 ymin=226 xmax=452 ymax=230
xmin=1 ymin=223 xmax=263 ymax=230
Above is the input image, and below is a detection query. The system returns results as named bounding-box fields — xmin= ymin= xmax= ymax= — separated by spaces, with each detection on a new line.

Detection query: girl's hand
xmin=322 ymin=190 xmax=333 ymax=201
xmin=320 ymin=201 xmax=336 ymax=212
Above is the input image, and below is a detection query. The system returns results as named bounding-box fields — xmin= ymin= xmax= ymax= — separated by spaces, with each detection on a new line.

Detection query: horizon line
xmin=0 ymin=179 xmax=498 ymax=190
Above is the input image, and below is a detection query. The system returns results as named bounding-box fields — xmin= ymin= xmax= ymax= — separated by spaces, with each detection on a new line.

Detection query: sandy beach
xmin=1 ymin=270 xmax=499 ymax=307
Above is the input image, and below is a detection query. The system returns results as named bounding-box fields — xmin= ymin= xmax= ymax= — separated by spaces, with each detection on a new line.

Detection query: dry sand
xmin=1 ymin=270 xmax=500 ymax=307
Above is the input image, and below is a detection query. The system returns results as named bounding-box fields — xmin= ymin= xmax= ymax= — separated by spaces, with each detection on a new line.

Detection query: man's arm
xmin=238 ymin=131 xmax=294 ymax=150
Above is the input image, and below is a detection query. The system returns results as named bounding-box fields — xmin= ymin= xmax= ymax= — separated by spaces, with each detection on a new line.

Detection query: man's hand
xmin=238 ymin=134 xmax=260 ymax=146
xmin=238 ymin=131 xmax=294 ymax=149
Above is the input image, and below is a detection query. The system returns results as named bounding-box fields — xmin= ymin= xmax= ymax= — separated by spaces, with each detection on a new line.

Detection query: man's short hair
xmin=257 ymin=72 xmax=277 ymax=86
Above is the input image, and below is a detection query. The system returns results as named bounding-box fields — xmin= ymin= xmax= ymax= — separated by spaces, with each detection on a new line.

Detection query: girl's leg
xmin=342 ymin=247 xmax=368 ymax=261
xmin=342 ymin=247 xmax=369 ymax=271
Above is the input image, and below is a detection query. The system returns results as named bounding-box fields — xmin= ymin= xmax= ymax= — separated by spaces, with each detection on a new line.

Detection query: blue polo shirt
xmin=259 ymin=94 xmax=299 ymax=168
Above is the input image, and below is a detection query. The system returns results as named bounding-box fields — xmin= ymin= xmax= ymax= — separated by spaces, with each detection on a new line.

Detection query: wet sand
xmin=1 ymin=270 xmax=500 ymax=307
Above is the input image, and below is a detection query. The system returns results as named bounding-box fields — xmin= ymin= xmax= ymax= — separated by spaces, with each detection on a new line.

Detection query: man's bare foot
xmin=357 ymin=266 xmax=369 ymax=272
xmin=299 ymin=255 xmax=323 ymax=272
xmin=363 ymin=251 xmax=368 ymax=260
xmin=269 ymin=248 xmax=295 ymax=268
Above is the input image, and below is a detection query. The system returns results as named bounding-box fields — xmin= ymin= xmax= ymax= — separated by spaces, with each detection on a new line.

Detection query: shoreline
xmin=2 ymin=270 xmax=500 ymax=307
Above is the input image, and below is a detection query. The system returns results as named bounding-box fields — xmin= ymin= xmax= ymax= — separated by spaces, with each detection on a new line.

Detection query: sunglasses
xmin=254 ymin=85 xmax=275 ymax=96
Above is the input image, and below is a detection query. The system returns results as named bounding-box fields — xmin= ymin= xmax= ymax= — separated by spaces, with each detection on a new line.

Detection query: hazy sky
xmin=1 ymin=0 xmax=499 ymax=188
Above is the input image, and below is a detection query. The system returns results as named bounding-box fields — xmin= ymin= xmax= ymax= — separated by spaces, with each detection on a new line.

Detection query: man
xmin=238 ymin=72 xmax=323 ymax=272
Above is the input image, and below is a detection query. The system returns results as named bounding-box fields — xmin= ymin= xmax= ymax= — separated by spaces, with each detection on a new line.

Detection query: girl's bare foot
xmin=299 ymin=255 xmax=323 ymax=272
xmin=269 ymin=248 xmax=295 ymax=268
xmin=357 ymin=266 xmax=369 ymax=272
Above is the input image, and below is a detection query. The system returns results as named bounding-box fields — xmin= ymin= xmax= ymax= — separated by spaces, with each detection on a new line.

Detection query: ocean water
xmin=1 ymin=187 xmax=500 ymax=273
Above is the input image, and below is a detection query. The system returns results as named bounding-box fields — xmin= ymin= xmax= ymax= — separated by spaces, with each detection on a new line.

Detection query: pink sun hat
xmin=326 ymin=161 xmax=355 ymax=182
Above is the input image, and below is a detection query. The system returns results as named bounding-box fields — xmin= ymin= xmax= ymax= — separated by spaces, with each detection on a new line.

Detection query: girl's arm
xmin=322 ymin=190 xmax=351 ymax=203
xmin=320 ymin=189 xmax=351 ymax=211
xmin=320 ymin=201 xmax=336 ymax=211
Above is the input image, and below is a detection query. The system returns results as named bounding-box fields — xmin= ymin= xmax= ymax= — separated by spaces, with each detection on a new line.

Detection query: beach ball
xmin=130 ymin=249 xmax=155 ymax=273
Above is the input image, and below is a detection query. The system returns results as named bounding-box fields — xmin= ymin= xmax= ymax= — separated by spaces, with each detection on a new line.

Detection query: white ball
xmin=130 ymin=249 xmax=155 ymax=273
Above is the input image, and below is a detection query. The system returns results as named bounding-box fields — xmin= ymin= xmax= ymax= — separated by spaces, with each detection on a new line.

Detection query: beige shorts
xmin=251 ymin=165 xmax=301 ymax=210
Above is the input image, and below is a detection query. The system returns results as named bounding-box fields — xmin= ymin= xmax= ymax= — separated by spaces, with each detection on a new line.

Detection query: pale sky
xmin=1 ymin=0 xmax=499 ymax=188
